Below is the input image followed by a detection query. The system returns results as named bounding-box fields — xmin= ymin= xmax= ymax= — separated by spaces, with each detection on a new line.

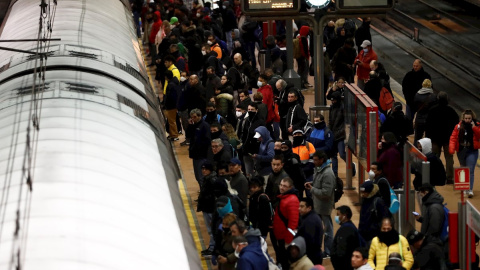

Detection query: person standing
xmin=401 ymin=59 xmax=431 ymax=121
xmin=358 ymin=181 xmax=390 ymax=243
xmin=331 ymin=205 xmax=362 ymax=270
xmin=305 ymin=150 xmax=335 ymax=259
xmin=414 ymin=183 xmax=445 ymax=245
xmin=449 ymin=109 xmax=480 ymax=198
xmin=308 ymin=114 xmax=334 ymax=155
xmin=351 ymin=247 xmax=374 ymax=270
xmin=353 ymin=40 xmax=377 ymax=90
xmin=425 ymin=91 xmax=459 ymax=184
xmin=297 ymin=197 xmax=324 ymax=265
xmin=163 ymin=70 xmax=180 ymax=141
xmin=186 ymin=109 xmax=211 ymax=188
xmin=413 ymin=79 xmax=437 ymax=144
xmin=287 ymin=236 xmax=314 ymax=270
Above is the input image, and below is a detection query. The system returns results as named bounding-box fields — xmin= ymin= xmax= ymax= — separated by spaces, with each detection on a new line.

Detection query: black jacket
xmin=331 ymin=221 xmax=361 ymax=270
xmin=248 ymin=191 xmax=272 ymax=237
xmin=380 ymin=110 xmax=413 ymax=142
xmin=286 ymin=101 xmax=308 ymax=133
xmin=187 ymin=119 xmax=211 ymax=159
xmin=401 ymin=67 xmax=431 ymax=113
xmin=197 ymin=172 xmax=217 ymax=213
xmin=425 ymin=102 xmax=459 ymax=145
xmin=419 ymin=190 xmax=445 ymax=243
xmin=359 ymin=185 xmax=390 ymax=242
xmin=296 ymin=211 xmax=324 ymax=265
xmin=412 ymin=153 xmax=446 ymax=189
xmin=413 ymin=237 xmax=447 ymax=270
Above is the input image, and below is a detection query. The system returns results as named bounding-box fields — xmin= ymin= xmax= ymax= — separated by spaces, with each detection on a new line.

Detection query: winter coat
xmin=364 ymin=76 xmax=382 ymax=107
xmin=289 ymin=255 xmax=314 ymax=270
xmin=380 ymin=110 xmax=413 ymax=143
xmin=187 ymin=119 xmax=210 ymax=159
xmin=241 ymin=114 xmax=264 ymax=155
xmin=413 ymin=237 xmax=447 ymax=270
xmin=425 ymin=102 xmax=459 ymax=145
xmin=215 ymin=93 xmax=233 ymax=117
xmin=254 ymin=126 xmax=275 ymax=176
xmin=265 ymin=169 xmax=290 ymax=207
xmin=414 ymin=87 xmax=437 ymax=125
xmin=296 ymin=211 xmax=324 ymax=265
xmin=331 ymin=46 xmax=356 ymax=82
xmin=212 ymin=147 xmax=233 ymax=172
xmin=418 ymin=190 xmax=445 ymax=242
xmin=377 ymin=144 xmax=403 ymax=187
xmin=273 ymin=188 xmax=300 ymax=243
xmin=368 ymin=234 xmax=414 ymax=270
xmin=310 ymin=161 xmax=335 ymax=216
xmin=149 ymin=11 xmax=162 ymax=44
xmin=197 ymin=172 xmax=217 ymax=213
xmin=329 ymin=101 xmax=346 ymax=141
xmin=237 ymin=244 xmax=269 ymax=270
xmin=286 ymin=101 xmax=308 ymax=133
xmin=449 ymin=120 xmax=480 ymax=154
xmin=354 ymin=49 xmax=378 ymax=80
xmin=230 ymin=172 xmax=249 ymax=206
xmin=249 ymin=191 xmax=272 ymax=237
xmin=164 ymin=77 xmax=179 ymax=110
xmin=307 ymin=123 xmax=334 ymax=156
xmin=358 ymin=184 xmax=390 ymax=242
xmin=331 ymin=221 xmax=361 ymax=270
xmin=412 ymin=150 xmax=446 ymax=189
xmin=257 ymin=84 xmax=275 ymax=123
xmin=401 ymin=68 xmax=431 ymax=113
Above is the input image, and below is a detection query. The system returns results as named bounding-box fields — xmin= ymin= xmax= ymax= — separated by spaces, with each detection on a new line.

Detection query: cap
xmin=360 ymin=180 xmax=374 ymax=193
xmin=293 ymin=129 xmax=304 ymax=135
xmin=229 ymin=158 xmax=242 ymax=165
xmin=253 ymin=132 xmax=261 ymax=139
xmin=170 ymin=16 xmax=178 ymax=24
xmin=406 ymin=230 xmax=424 ymax=245
xmin=201 ymin=161 xmax=214 ymax=171
xmin=361 ymin=40 xmax=372 ymax=48
xmin=216 ymin=195 xmax=230 ymax=207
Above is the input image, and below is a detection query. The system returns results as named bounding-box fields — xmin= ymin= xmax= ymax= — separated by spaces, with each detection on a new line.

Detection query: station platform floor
xmin=141 ymin=44 xmax=480 ymax=269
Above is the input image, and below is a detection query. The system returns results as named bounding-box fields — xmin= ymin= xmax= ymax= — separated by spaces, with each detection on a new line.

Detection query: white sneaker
xmin=468 ymin=190 xmax=474 ymax=198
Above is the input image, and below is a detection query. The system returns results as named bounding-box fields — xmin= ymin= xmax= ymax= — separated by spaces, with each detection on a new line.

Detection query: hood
xmin=216 ymin=93 xmax=233 ymax=101
xmin=417 ymin=87 xmax=434 ymax=95
xmin=299 ymin=26 xmax=310 ymax=37
xmin=154 ymin=11 xmax=161 ymax=22
xmin=423 ymin=190 xmax=444 ymax=206
xmin=216 ymin=196 xmax=233 ymax=217
xmin=418 ymin=138 xmax=432 ymax=154
xmin=254 ymin=126 xmax=272 ymax=145
xmin=288 ymin=236 xmax=307 ymax=256
xmin=245 ymin=228 xmax=262 ymax=238
xmin=366 ymin=184 xmax=380 ymax=198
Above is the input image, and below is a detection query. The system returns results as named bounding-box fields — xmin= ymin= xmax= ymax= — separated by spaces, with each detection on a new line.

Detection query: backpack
xmin=334 ymin=176 xmax=344 ymax=203
xmin=227 ymin=67 xmax=246 ymax=90
xmin=293 ymin=38 xmax=302 ymax=59
xmin=440 ymin=203 xmax=449 ymax=242
xmin=379 ymin=87 xmax=394 ymax=112
xmin=378 ymin=177 xmax=400 ymax=214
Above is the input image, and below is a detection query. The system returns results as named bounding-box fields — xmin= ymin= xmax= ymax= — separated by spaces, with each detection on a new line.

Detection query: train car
xmin=0 ymin=0 xmax=201 ymax=269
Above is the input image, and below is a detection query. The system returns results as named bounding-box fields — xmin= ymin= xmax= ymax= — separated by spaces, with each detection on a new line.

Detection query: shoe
xmin=468 ymin=190 xmax=474 ymax=198
xmin=352 ymin=162 xmax=357 ymax=177
xmin=169 ymin=137 xmax=179 ymax=141
xmin=180 ymin=140 xmax=190 ymax=146
xmin=322 ymin=253 xmax=330 ymax=259
xmin=201 ymin=249 xmax=213 ymax=258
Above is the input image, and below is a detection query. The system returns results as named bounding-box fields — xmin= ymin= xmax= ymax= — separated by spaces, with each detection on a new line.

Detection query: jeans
xmin=432 ymin=142 xmax=454 ymax=181
xmin=202 ymin=212 xmax=215 ymax=249
xmin=458 ymin=149 xmax=478 ymax=190
xmin=193 ymin=158 xmax=206 ymax=188
xmin=320 ymin=214 xmax=333 ymax=255
xmin=225 ymin=30 xmax=233 ymax=54
xmin=331 ymin=140 xmax=346 ymax=176
xmin=133 ymin=11 xmax=141 ymax=38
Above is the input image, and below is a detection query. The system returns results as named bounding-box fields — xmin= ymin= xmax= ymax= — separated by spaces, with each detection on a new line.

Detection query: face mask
xmin=314 ymin=121 xmax=325 ymax=130
xmin=368 ymin=170 xmax=375 ymax=180
xmin=236 ymin=111 xmax=243 ymax=118
xmin=267 ymin=43 xmax=275 ymax=49
xmin=207 ymin=40 xmax=213 ymax=45
xmin=196 ymin=13 xmax=201 ymax=17
xmin=211 ymin=130 xmax=221 ymax=139
xmin=248 ymin=112 xmax=256 ymax=119
xmin=274 ymin=149 xmax=282 ymax=155
xmin=334 ymin=215 xmax=341 ymax=224
xmin=363 ymin=48 xmax=369 ymax=53
xmin=234 ymin=246 xmax=240 ymax=258
xmin=207 ymin=111 xmax=216 ymax=118
xmin=180 ymin=76 xmax=186 ymax=82
xmin=323 ymin=46 xmax=326 ymax=53
xmin=293 ymin=136 xmax=303 ymax=147
xmin=257 ymin=81 xmax=263 ymax=88
xmin=201 ymin=50 xmax=206 ymax=55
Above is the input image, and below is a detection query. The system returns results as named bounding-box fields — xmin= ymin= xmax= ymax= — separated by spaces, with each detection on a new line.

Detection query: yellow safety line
xmin=179 ymin=180 xmax=209 ymax=270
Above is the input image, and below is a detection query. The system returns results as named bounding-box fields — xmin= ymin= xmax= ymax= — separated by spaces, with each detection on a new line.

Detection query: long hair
xmin=222 ymin=123 xmax=239 ymax=140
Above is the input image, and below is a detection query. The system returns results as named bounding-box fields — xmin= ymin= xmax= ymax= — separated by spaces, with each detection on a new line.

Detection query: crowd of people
xmin=130 ymin=0 xmax=479 ymax=269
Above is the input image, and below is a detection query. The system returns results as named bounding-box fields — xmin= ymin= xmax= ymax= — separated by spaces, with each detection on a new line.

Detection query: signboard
xmin=454 ymin=167 xmax=470 ymax=190
xmin=336 ymin=0 xmax=394 ymax=11
xmin=242 ymin=0 xmax=300 ymax=15
xmin=466 ymin=201 xmax=480 ymax=239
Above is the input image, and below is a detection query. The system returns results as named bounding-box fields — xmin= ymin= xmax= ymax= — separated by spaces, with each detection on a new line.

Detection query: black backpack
xmin=334 ymin=176 xmax=344 ymax=203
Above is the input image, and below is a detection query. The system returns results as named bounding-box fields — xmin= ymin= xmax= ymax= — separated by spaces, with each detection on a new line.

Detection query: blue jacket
xmin=254 ymin=126 xmax=274 ymax=176
xmin=237 ymin=244 xmax=269 ymax=270
xmin=307 ymin=122 xmax=334 ymax=155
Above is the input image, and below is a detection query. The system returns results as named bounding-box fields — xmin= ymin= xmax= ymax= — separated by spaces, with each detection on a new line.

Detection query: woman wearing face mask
xmin=367 ymin=217 xmax=414 ymax=270
xmin=215 ymin=75 xmax=235 ymax=124
xmin=377 ymin=132 xmax=403 ymax=189
xmin=449 ymin=109 xmax=480 ymax=198
xmin=214 ymin=213 xmax=238 ymax=270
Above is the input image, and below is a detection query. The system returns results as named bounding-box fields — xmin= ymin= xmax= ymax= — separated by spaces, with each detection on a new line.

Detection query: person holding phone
xmin=414 ymin=183 xmax=445 ymax=245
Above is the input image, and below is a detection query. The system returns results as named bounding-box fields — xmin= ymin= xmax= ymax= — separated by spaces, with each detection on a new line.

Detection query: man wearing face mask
xmin=331 ymin=205 xmax=362 ymax=270
xmin=241 ymin=103 xmax=264 ymax=177
xmin=353 ymin=40 xmax=377 ymax=90
xmin=413 ymin=183 xmax=445 ymax=245
xmin=235 ymin=104 xmax=247 ymax=140
xmin=307 ymin=115 xmax=334 ymax=156
xmin=292 ymin=130 xmax=316 ymax=192
xmin=232 ymin=236 xmax=268 ymax=270
xmin=296 ymin=197 xmax=324 ymax=265
xmin=204 ymin=102 xmax=227 ymax=126
xmin=358 ymin=181 xmax=390 ymax=243
xmin=369 ymin=162 xmax=391 ymax=208
xmin=252 ymin=126 xmax=275 ymax=179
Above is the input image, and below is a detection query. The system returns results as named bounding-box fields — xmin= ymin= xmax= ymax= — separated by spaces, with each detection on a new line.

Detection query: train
xmin=0 ymin=0 xmax=201 ymax=269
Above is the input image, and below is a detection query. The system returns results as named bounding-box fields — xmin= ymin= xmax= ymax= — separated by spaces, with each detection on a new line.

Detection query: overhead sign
xmin=306 ymin=0 xmax=330 ymax=9
xmin=336 ymin=0 xmax=394 ymax=11
xmin=242 ymin=0 xmax=300 ymax=15
xmin=454 ymin=167 xmax=470 ymax=190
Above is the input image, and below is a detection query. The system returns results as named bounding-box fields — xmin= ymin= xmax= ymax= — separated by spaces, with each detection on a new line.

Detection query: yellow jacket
xmin=163 ymin=64 xmax=180 ymax=94
xmin=368 ymin=235 xmax=413 ymax=270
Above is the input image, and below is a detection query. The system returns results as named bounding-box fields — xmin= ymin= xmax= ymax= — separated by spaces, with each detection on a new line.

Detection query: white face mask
xmin=234 ymin=246 xmax=240 ymax=258
xmin=207 ymin=40 xmax=213 ymax=45
xmin=323 ymin=46 xmax=326 ymax=53
xmin=180 ymin=76 xmax=186 ymax=82
xmin=201 ymin=50 xmax=206 ymax=55
xmin=368 ymin=170 xmax=375 ymax=180
xmin=314 ymin=121 xmax=320 ymax=124
xmin=236 ymin=111 xmax=243 ymax=117
xmin=363 ymin=48 xmax=369 ymax=53
xmin=257 ymin=81 xmax=263 ymax=88
xmin=196 ymin=13 xmax=201 ymax=18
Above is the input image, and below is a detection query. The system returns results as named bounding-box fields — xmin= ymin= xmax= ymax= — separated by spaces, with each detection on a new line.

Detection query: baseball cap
xmin=361 ymin=40 xmax=372 ymax=48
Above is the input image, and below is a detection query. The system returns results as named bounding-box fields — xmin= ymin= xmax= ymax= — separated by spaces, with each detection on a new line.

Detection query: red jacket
xmin=258 ymin=84 xmax=275 ymax=123
xmin=149 ymin=11 xmax=162 ymax=44
xmin=449 ymin=121 xmax=480 ymax=154
xmin=273 ymin=189 xmax=299 ymax=243
xmin=354 ymin=49 xmax=378 ymax=80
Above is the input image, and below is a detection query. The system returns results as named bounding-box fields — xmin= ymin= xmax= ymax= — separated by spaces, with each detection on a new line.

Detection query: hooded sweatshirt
xmin=413 ymin=138 xmax=446 ymax=188
xmin=254 ymin=126 xmax=275 ymax=176
xmin=288 ymin=236 xmax=314 ymax=270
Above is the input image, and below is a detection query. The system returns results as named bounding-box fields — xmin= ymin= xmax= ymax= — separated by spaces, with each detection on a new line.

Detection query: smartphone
xmin=412 ymin=211 xmax=419 ymax=216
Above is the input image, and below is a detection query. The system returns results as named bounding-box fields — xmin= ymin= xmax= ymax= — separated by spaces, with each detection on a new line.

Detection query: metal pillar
xmin=283 ymin=19 xmax=301 ymax=89
xmin=459 ymin=201 xmax=467 ymax=270
xmin=356 ymin=163 xmax=365 ymax=206
xmin=345 ymin=147 xmax=354 ymax=189
xmin=403 ymin=144 xmax=415 ymax=232
xmin=369 ymin=111 xmax=377 ymax=163
xmin=421 ymin=161 xmax=430 ymax=185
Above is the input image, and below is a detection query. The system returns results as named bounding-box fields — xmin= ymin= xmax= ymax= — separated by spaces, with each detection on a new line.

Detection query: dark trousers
xmin=270 ymin=229 xmax=289 ymax=269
